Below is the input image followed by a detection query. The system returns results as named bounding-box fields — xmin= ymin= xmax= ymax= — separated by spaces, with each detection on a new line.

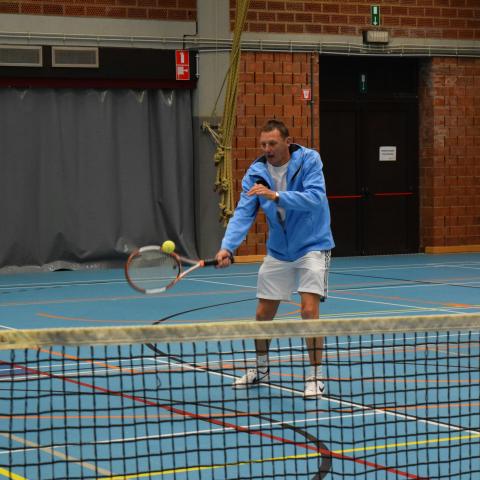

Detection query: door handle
xmin=361 ymin=186 xmax=370 ymax=198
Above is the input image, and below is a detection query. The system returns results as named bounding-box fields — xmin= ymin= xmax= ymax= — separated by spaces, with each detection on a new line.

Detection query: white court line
xmin=443 ymin=265 xmax=480 ymax=272
xmin=3 ymin=334 xmax=477 ymax=460
xmin=187 ymin=277 xmax=476 ymax=315
xmin=329 ymin=295 xmax=467 ymax=315
xmin=0 ymin=406 xmax=377 ymax=456
xmin=0 ymin=432 xmax=112 ymax=476
xmin=2 ymin=328 xmax=476 ymax=381
xmin=188 ymin=276 xmax=480 ymax=292
xmin=335 ymin=280 xmax=480 ymax=291
xmin=186 ymin=278 xmax=257 ymax=289
xmin=150 ymin=353 xmax=480 ymax=441
xmin=1 ymin=261 xmax=478 ymax=462
xmin=0 ymin=364 xmax=166 ymax=383
xmin=0 ymin=280 xmax=125 ymax=290
xmin=332 ymin=260 xmax=480 ymax=273
xmin=0 ymin=271 xmax=258 ymax=291
xmin=0 ymin=325 xmax=115 ymax=475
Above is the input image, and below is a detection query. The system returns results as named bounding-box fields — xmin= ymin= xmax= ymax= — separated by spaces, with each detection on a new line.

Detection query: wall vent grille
xmin=0 ymin=46 xmax=42 ymax=67
xmin=52 ymin=47 xmax=99 ymax=68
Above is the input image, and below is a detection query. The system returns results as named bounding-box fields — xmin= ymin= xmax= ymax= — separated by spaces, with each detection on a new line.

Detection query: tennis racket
xmin=125 ymin=245 xmax=232 ymax=294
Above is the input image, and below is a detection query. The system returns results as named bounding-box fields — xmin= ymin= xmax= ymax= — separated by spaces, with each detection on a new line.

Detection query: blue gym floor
xmin=0 ymin=253 xmax=479 ymax=479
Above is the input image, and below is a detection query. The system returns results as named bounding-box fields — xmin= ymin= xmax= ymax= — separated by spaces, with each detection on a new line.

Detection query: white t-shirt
xmin=267 ymin=160 xmax=289 ymax=222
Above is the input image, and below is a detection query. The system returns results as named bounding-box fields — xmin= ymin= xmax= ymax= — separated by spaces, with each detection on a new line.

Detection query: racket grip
xmin=204 ymin=258 xmax=219 ymax=267
xmin=204 ymin=253 xmax=234 ymax=267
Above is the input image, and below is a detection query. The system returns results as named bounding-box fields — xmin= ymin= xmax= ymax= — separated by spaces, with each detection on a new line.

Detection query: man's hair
xmin=260 ymin=119 xmax=289 ymax=139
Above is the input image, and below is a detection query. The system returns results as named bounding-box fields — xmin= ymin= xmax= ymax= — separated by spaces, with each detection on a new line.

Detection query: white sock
xmin=257 ymin=354 xmax=269 ymax=372
xmin=309 ymin=365 xmax=323 ymax=379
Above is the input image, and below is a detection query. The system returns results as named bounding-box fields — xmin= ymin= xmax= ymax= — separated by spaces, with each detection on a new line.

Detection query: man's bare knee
xmin=256 ymin=299 xmax=280 ymax=321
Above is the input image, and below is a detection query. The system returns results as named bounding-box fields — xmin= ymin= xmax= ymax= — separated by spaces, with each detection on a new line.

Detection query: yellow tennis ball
xmin=161 ymin=240 xmax=176 ymax=254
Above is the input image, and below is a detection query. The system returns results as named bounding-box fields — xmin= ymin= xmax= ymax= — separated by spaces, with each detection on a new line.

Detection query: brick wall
xmin=419 ymin=57 xmax=480 ymax=250
xmin=3 ymin=0 xmax=479 ymax=253
xmin=237 ymin=54 xmax=480 ymax=256
xmin=233 ymin=0 xmax=480 ymax=40
xmin=233 ymin=51 xmax=318 ymax=256
xmin=0 ymin=0 xmax=196 ymax=20
xmin=3 ymin=0 xmax=477 ymax=38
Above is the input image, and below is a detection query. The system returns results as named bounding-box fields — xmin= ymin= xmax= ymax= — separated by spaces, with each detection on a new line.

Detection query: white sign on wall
xmin=379 ymin=146 xmax=397 ymax=162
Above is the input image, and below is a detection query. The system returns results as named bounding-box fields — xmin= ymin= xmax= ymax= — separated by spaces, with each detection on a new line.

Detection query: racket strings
xmin=129 ymin=251 xmax=180 ymax=291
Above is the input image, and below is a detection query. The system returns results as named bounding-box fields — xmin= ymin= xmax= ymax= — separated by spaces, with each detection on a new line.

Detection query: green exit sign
xmin=371 ymin=5 xmax=380 ymax=26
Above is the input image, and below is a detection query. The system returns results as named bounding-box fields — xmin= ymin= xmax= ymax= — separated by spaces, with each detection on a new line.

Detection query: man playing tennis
xmin=215 ymin=119 xmax=334 ymax=399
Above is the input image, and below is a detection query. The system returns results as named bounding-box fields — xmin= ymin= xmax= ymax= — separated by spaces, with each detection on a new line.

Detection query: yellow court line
xmin=0 ymin=468 xmax=27 ymax=480
xmin=339 ymin=431 xmax=480 ymax=454
xmin=98 ymin=431 xmax=480 ymax=479
xmin=1 ymin=432 xmax=111 ymax=478
xmin=4 ymin=431 xmax=479 ymax=480
xmin=97 ymin=451 xmax=323 ymax=479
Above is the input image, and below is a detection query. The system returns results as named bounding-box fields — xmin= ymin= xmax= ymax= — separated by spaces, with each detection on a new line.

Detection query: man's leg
xmin=254 ymin=298 xmax=281 ymax=356
xmin=300 ymin=292 xmax=325 ymax=398
xmin=300 ymin=292 xmax=322 ymax=364
xmin=233 ymin=298 xmax=280 ymax=388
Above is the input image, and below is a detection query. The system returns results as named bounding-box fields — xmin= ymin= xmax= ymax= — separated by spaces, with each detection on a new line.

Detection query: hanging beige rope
xmin=203 ymin=0 xmax=251 ymax=226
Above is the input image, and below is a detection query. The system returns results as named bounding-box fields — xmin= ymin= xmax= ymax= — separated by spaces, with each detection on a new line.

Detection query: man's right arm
xmin=215 ymin=180 xmax=260 ymax=267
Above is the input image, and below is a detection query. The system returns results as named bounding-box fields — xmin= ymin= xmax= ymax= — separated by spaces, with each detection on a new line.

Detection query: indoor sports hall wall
xmin=227 ymin=1 xmax=480 ymax=257
xmin=230 ymin=50 xmax=319 ymax=257
xmin=1 ymin=0 xmax=477 ymax=41
xmin=0 ymin=1 xmax=196 ymax=20
xmin=0 ymin=88 xmax=198 ymax=270
xmin=418 ymin=57 xmax=480 ymax=253
xmin=0 ymin=0 xmax=479 ymax=269
xmin=232 ymin=52 xmax=480 ymax=257
xmin=232 ymin=1 xmax=479 ymax=40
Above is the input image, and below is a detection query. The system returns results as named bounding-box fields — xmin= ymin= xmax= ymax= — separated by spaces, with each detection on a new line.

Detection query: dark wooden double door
xmin=320 ymin=56 xmax=419 ymax=256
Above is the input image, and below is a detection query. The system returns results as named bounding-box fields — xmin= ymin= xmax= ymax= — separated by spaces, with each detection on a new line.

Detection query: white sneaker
xmin=233 ymin=368 xmax=270 ymax=389
xmin=304 ymin=376 xmax=325 ymax=399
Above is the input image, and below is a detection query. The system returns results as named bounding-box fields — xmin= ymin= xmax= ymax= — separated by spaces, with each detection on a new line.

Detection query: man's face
xmin=259 ymin=129 xmax=291 ymax=167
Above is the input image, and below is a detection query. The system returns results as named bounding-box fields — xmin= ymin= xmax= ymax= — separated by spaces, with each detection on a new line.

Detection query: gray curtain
xmin=0 ymin=88 xmax=197 ymax=271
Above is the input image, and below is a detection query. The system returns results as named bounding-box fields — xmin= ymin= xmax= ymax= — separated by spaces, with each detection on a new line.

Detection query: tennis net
xmin=0 ymin=313 xmax=479 ymax=479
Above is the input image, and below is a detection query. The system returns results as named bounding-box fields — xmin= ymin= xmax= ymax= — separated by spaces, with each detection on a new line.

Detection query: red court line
xmin=327 ymin=192 xmax=414 ymax=199
xmin=328 ymin=195 xmax=363 ymax=199
xmin=0 ymin=359 xmax=424 ymax=479
xmin=374 ymin=192 xmax=414 ymax=197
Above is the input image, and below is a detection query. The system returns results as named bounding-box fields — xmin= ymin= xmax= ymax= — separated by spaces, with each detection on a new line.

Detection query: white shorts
xmin=257 ymin=251 xmax=331 ymax=302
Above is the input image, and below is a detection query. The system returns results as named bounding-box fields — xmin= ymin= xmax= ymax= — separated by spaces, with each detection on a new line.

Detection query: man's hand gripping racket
xmin=125 ymin=245 xmax=233 ymax=294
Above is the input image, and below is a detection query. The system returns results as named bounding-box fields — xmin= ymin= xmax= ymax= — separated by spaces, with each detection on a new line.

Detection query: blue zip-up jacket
xmin=221 ymin=144 xmax=335 ymax=261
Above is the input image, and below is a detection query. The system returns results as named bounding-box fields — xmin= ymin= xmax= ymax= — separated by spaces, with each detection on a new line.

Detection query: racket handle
xmin=204 ymin=253 xmax=234 ymax=267
xmin=204 ymin=258 xmax=219 ymax=267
